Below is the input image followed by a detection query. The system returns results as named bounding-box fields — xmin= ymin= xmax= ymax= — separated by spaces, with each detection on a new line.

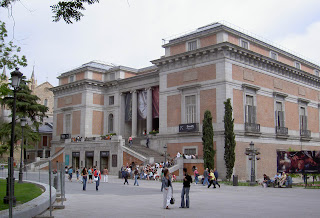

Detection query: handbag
xmin=170 ymin=197 xmax=175 ymax=205
xmin=94 ymin=176 xmax=98 ymax=182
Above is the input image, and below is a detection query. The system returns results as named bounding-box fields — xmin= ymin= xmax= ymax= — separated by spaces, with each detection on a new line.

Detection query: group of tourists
xmin=262 ymin=172 xmax=292 ymax=187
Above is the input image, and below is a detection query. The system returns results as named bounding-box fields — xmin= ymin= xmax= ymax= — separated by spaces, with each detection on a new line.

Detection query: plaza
xmin=44 ymin=175 xmax=319 ymax=218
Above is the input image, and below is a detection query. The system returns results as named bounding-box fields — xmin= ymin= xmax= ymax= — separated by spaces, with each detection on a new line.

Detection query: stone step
xmin=125 ymin=143 xmax=168 ymax=163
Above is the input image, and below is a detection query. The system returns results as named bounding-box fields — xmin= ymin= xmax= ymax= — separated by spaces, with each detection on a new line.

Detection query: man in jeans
xmin=203 ymin=168 xmax=209 ymax=186
xmin=180 ymin=168 xmax=192 ymax=208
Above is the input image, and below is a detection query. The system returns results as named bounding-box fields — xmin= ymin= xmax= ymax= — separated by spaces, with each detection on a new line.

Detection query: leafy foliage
xmin=0 ymin=21 xmax=27 ymax=70
xmin=202 ymin=110 xmax=215 ymax=170
xmin=224 ymin=98 xmax=236 ymax=180
xmin=51 ymin=0 xmax=100 ymax=24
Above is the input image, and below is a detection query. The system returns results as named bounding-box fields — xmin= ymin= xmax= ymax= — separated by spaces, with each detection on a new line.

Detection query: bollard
xmin=233 ymin=175 xmax=238 ymax=186
xmin=53 ymin=175 xmax=58 ymax=189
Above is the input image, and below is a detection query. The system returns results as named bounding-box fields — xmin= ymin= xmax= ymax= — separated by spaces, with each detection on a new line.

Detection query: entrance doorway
xmin=72 ymin=152 xmax=80 ymax=169
xmin=100 ymin=151 xmax=109 ymax=170
xmin=85 ymin=151 xmax=94 ymax=168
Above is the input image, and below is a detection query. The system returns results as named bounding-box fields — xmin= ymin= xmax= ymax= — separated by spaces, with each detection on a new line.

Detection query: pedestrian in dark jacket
xmin=124 ymin=169 xmax=129 ymax=185
xmin=203 ymin=168 xmax=209 ymax=186
xmin=180 ymin=168 xmax=192 ymax=208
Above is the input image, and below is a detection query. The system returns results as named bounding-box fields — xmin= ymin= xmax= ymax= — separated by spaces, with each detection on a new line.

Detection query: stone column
xmin=43 ymin=149 xmax=45 ymax=159
xmin=131 ymin=90 xmax=137 ymax=137
xmin=147 ymin=88 xmax=153 ymax=134
xmin=119 ymin=93 xmax=126 ymax=137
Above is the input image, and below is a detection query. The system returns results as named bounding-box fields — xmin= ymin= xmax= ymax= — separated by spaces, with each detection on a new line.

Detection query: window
xmin=108 ymin=114 xmax=114 ymax=133
xmin=69 ymin=75 xmax=75 ymax=83
xmin=110 ymin=73 xmax=115 ymax=80
xmin=187 ymin=40 xmax=197 ymax=51
xmin=270 ymin=51 xmax=278 ymax=60
xmin=300 ymin=107 xmax=307 ymax=130
xmin=44 ymin=99 xmax=48 ymax=107
xmin=185 ymin=95 xmax=196 ymax=123
xmin=65 ymin=114 xmax=71 ymax=134
xmin=43 ymin=136 xmax=48 ymax=146
xmin=112 ymin=154 xmax=117 ymax=167
xmin=184 ymin=148 xmax=196 ymax=155
xmin=315 ymin=70 xmax=319 ymax=77
xmin=245 ymin=95 xmax=256 ymax=124
xmin=295 ymin=62 xmax=301 ymax=70
xmin=275 ymin=102 xmax=284 ymax=128
xmin=240 ymin=39 xmax=249 ymax=49
xmin=109 ymin=96 xmax=114 ymax=105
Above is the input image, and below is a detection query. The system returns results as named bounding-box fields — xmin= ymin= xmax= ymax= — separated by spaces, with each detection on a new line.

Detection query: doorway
xmin=72 ymin=152 xmax=80 ymax=169
xmin=100 ymin=151 xmax=109 ymax=170
xmin=85 ymin=151 xmax=94 ymax=168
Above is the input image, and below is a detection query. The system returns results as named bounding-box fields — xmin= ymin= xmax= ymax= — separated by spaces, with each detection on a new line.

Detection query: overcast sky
xmin=1 ymin=0 xmax=320 ymax=86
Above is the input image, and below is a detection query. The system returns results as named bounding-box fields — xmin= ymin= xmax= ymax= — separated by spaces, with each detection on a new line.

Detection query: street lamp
xmin=19 ymin=117 xmax=27 ymax=183
xmin=245 ymin=141 xmax=261 ymax=186
xmin=4 ymin=68 xmax=23 ymax=217
xmin=164 ymin=144 xmax=167 ymax=168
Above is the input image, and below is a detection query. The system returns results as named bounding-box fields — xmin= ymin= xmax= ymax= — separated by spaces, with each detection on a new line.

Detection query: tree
xmin=224 ymin=98 xmax=236 ymax=180
xmin=1 ymin=0 xmax=100 ymax=24
xmin=202 ymin=110 xmax=215 ymax=170
xmin=0 ymin=77 xmax=48 ymax=154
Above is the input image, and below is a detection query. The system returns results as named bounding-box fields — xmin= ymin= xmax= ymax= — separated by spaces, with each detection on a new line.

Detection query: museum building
xmin=50 ymin=22 xmax=320 ymax=180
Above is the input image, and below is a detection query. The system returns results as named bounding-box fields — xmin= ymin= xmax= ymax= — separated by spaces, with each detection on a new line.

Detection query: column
xmin=119 ymin=93 xmax=126 ymax=136
xmin=131 ymin=90 xmax=137 ymax=137
xmin=43 ymin=149 xmax=45 ymax=159
xmin=147 ymin=88 xmax=153 ymax=134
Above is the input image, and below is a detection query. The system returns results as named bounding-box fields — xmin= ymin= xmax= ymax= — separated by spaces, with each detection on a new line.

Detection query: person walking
xmin=162 ymin=168 xmax=172 ymax=209
xmin=81 ymin=167 xmax=88 ymax=191
xmin=134 ymin=167 xmax=139 ymax=186
xmin=214 ymin=168 xmax=220 ymax=188
xmin=203 ymin=168 xmax=209 ymax=186
xmin=68 ymin=167 xmax=73 ymax=182
xmin=180 ymin=168 xmax=192 ymax=208
xmin=194 ymin=167 xmax=199 ymax=185
xmin=76 ymin=168 xmax=80 ymax=182
xmin=128 ymin=136 xmax=133 ymax=147
xmin=208 ymin=169 xmax=217 ymax=188
xmin=94 ymin=168 xmax=101 ymax=191
xmin=103 ymin=167 xmax=109 ymax=183
xmin=88 ymin=167 xmax=93 ymax=184
xmin=124 ymin=169 xmax=129 ymax=185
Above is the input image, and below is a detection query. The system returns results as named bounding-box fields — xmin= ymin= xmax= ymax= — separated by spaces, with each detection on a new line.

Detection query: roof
xmin=38 ymin=122 xmax=53 ymax=134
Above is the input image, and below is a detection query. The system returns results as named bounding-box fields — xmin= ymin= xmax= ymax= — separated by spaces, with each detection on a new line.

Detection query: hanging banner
xmin=125 ymin=93 xmax=132 ymax=121
xmin=138 ymin=90 xmax=147 ymax=120
xmin=152 ymin=86 xmax=159 ymax=118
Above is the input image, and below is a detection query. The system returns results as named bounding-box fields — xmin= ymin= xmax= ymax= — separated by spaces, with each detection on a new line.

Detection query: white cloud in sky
xmin=1 ymin=0 xmax=320 ymax=86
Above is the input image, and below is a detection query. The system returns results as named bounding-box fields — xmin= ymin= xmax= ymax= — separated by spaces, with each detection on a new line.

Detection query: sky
xmin=1 ymin=0 xmax=320 ymax=86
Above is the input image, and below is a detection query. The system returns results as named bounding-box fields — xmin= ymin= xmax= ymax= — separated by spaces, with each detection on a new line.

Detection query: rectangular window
xmin=187 ymin=40 xmax=197 ymax=51
xmin=300 ymin=107 xmax=307 ymax=130
xmin=270 ymin=51 xmax=278 ymax=60
xmin=65 ymin=114 xmax=71 ymax=134
xmin=245 ymin=95 xmax=256 ymax=124
xmin=69 ymin=75 xmax=74 ymax=83
xmin=43 ymin=136 xmax=48 ymax=146
xmin=295 ymin=62 xmax=301 ymax=69
xmin=110 ymin=73 xmax=115 ymax=80
xmin=184 ymin=148 xmax=196 ymax=155
xmin=275 ymin=102 xmax=284 ymax=127
xmin=109 ymin=96 xmax=114 ymax=105
xmin=240 ymin=39 xmax=249 ymax=49
xmin=315 ymin=70 xmax=319 ymax=77
xmin=185 ymin=95 xmax=196 ymax=123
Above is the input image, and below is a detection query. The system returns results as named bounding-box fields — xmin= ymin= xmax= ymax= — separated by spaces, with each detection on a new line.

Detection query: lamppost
xmin=245 ymin=141 xmax=261 ymax=186
xmin=164 ymin=144 xmax=167 ymax=168
xmin=3 ymin=68 xmax=23 ymax=218
xmin=19 ymin=117 xmax=27 ymax=183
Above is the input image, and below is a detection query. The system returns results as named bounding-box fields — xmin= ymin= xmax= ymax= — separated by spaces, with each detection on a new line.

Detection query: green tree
xmin=202 ymin=110 xmax=215 ymax=170
xmin=0 ymin=77 xmax=48 ymax=154
xmin=224 ymin=98 xmax=236 ymax=180
xmin=1 ymin=0 xmax=100 ymax=24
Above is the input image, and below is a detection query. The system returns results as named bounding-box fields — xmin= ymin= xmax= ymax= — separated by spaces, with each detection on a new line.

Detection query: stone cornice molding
xmin=273 ymin=91 xmax=288 ymax=98
xmin=241 ymin=83 xmax=260 ymax=91
xmin=298 ymin=98 xmax=310 ymax=105
xmin=177 ymin=84 xmax=201 ymax=91
xmin=50 ymin=79 xmax=104 ymax=94
xmin=152 ymin=42 xmax=320 ymax=88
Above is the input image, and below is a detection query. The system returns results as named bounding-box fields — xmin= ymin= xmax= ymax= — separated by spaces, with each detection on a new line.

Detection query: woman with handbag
xmin=162 ymin=168 xmax=173 ymax=209
xmin=94 ymin=168 xmax=101 ymax=191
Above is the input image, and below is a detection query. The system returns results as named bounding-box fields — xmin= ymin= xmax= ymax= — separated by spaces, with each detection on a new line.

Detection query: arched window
xmin=108 ymin=114 xmax=114 ymax=133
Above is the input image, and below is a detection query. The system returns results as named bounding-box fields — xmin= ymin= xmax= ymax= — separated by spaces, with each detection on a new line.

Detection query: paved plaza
xmin=49 ymin=175 xmax=319 ymax=218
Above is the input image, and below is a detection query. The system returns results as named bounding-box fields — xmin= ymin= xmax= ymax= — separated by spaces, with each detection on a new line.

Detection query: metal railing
xmin=245 ymin=123 xmax=260 ymax=132
xmin=276 ymin=126 xmax=288 ymax=135
xmin=300 ymin=129 xmax=311 ymax=137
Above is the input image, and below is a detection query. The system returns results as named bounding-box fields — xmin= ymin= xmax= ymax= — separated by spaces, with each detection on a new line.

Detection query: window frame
xmin=315 ymin=70 xmax=319 ymax=77
xmin=185 ymin=95 xmax=197 ymax=124
xmin=69 ymin=75 xmax=75 ymax=83
xmin=109 ymin=96 xmax=114 ymax=105
xmin=186 ymin=39 xmax=198 ymax=52
xmin=294 ymin=61 xmax=301 ymax=70
xmin=183 ymin=146 xmax=198 ymax=156
xmin=65 ymin=113 xmax=72 ymax=135
xmin=270 ymin=51 xmax=278 ymax=60
xmin=240 ymin=38 xmax=250 ymax=50
xmin=108 ymin=113 xmax=114 ymax=133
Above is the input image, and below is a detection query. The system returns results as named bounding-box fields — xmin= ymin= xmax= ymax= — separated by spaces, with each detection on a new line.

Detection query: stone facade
xmin=51 ymin=23 xmax=320 ymax=181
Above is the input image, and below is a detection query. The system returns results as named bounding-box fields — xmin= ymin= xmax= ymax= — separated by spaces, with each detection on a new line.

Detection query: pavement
xmin=3 ymin=170 xmax=320 ymax=217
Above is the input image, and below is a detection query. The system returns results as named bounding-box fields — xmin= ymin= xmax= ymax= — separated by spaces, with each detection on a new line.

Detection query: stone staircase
xmin=125 ymin=137 xmax=166 ymax=163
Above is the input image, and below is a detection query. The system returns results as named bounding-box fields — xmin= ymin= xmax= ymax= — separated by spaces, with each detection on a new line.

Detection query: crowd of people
xmin=262 ymin=172 xmax=292 ymax=188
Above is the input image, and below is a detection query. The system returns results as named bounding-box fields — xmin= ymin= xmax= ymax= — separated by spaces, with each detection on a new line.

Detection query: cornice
xmin=152 ymin=42 xmax=320 ymax=88
xmin=50 ymin=79 xmax=104 ymax=93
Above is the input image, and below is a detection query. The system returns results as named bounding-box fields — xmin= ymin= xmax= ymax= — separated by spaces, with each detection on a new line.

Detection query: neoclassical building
xmin=50 ymin=22 xmax=320 ymax=180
